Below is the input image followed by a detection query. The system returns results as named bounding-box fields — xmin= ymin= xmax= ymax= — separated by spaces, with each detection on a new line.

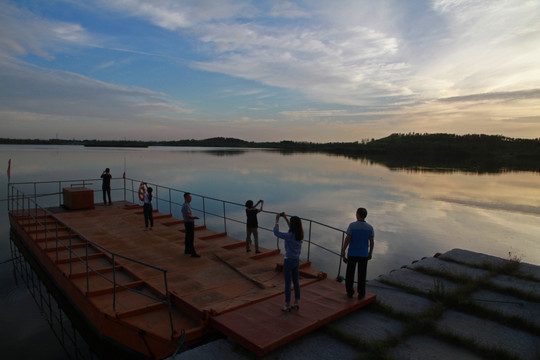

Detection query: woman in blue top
xmin=274 ymin=212 xmax=303 ymax=312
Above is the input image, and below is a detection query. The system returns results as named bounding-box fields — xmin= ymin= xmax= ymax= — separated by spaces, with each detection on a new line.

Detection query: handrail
xmin=7 ymin=183 xmax=175 ymax=338
xmin=9 ymin=177 xmax=348 ymax=279
xmin=121 ymin=178 xmax=348 ymax=276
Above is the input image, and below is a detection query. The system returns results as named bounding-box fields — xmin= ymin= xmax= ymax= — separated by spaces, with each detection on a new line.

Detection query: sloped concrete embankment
xmin=174 ymin=248 xmax=540 ymax=360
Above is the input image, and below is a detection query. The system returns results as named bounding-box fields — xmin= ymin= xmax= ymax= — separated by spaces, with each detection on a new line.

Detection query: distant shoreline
xmin=2 ymin=133 xmax=539 ymax=173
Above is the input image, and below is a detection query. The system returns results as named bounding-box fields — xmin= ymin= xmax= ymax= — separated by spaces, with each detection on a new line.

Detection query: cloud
xmin=439 ymin=89 xmax=540 ymax=103
xmin=0 ymin=2 xmax=95 ymax=59
xmin=1 ymin=0 xmax=539 ymax=141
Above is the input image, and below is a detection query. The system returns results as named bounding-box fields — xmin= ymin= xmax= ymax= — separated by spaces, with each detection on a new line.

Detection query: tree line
xmin=2 ymin=133 xmax=539 ymax=173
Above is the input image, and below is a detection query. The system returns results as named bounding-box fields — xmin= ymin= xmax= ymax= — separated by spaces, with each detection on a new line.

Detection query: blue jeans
xmin=283 ymin=258 xmax=300 ymax=303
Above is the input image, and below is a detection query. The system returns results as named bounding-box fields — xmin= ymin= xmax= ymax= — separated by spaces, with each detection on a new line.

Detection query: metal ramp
xmin=210 ymin=279 xmax=376 ymax=356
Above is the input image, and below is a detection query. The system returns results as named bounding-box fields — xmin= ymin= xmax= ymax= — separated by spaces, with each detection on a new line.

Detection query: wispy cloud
xmin=439 ymin=89 xmax=540 ymax=102
xmin=1 ymin=0 xmax=539 ymax=141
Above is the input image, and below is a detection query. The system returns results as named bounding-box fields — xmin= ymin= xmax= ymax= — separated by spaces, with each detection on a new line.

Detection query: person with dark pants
xmin=143 ymin=187 xmax=154 ymax=230
xmin=181 ymin=192 xmax=200 ymax=257
xmin=341 ymin=207 xmax=374 ymax=299
xmin=101 ymin=168 xmax=112 ymax=205
xmin=245 ymin=199 xmax=264 ymax=253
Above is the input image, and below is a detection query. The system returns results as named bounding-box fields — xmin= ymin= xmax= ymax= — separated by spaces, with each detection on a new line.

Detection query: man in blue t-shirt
xmin=341 ymin=207 xmax=374 ymax=299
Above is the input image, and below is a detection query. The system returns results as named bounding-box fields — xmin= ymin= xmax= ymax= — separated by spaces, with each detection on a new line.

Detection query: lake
xmin=1 ymin=144 xmax=539 ymax=358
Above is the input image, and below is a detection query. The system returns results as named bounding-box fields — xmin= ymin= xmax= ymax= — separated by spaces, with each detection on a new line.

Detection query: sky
xmin=1 ymin=0 xmax=539 ymax=142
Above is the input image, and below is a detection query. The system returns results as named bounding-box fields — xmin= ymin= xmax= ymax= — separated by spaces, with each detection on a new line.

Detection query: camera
xmin=280 ymin=212 xmax=285 ymax=217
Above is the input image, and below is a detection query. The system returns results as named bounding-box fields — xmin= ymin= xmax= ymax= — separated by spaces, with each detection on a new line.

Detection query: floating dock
xmin=9 ymin=199 xmax=375 ymax=359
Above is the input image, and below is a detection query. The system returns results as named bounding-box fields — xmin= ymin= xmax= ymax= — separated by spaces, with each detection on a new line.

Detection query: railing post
xmin=55 ymin=221 xmax=59 ymax=262
xmin=338 ymin=232 xmax=345 ymax=277
xmin=131 ymin=179 xmax=135 ymax=203
xmin=27 ymin=197 xmax=30 ymax=229
xmin=222 ymin=201 xmax=227 ymax=233
xmin=34 ymin=198 xmax=38 ymax=236
xmin=112 ymin=254 xmax=116 ymax=312
xmin=44 ymin=213 xmax=47 ymax=250
xmin=155 ymin=185 xmax=159 ymax=212
xmin=58 ymin=182 xmax=62 ymax=206
xmin=68 ymin=229 xmax=72 ymax=276
xmin=163 ymin=271 xmax=174 ymax=338
xmin=202 ymin=197 xmax=206 ymax=227
xmin=169 ymin=188 xmax=172 ymax=215
xmin=86 ymin=240 xmax=90 ymax=294
xmin=307 ymin=221 xmax=312 ymax=262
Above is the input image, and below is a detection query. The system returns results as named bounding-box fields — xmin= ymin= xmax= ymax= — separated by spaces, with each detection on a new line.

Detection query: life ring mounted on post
xmin=138 ymin=182 xmax=147 ymax=201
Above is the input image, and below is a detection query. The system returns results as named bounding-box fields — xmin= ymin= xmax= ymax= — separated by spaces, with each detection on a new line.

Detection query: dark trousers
xmin=345 ymin=256 xmax=368 ymax=298
xmin=102 ymin=187 xmax=111 ymax=204
xmin=143 ymin=203 xmax=153 ymax=228
xmin=184 ymin=221 xmax=195 ymax=254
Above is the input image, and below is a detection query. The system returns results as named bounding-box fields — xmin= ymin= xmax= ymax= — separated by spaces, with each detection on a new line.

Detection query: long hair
xmin=289 ymin=216 xmax=304 ymax=241
xmin=147 ymin=187 xmax=153 ymax=202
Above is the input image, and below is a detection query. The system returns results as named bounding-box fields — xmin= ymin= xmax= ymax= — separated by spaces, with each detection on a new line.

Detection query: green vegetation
xmin=2 ymin=133 xmax=540 ymax=173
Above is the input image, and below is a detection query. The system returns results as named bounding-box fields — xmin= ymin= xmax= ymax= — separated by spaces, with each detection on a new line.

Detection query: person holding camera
xmin=274 ymin=212 xmax=303 ymax=312
xmin=101 ymin=168 xmax=112 ymax=205
xmin=341 ymin=207 xmax=374 ymax=299
xmin=245 ymin=199 xmax=264 ymax=253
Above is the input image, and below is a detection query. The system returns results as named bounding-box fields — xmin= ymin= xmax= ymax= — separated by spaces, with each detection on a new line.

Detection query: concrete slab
xmin=471 ymin=289 xmax=540 ymax=327
xmin=175 ymin=331 xmax=360 ymax=360
xmin=260 ymin=331 xmax=359 ymax=360
xmin=332 ymin=310 xmax=404 ymax=342
xmin=436 ymin=310 xmax=540 ymax=360
xmin=175 ymin=339 xmax=249 ymax=360
xmin=488 ymin=274 xmax=540 ymax=298
xmin=439 ymin=248 xmax=508 ymax=268
xmin=390 ymin=335 xmax=484 ymax=360
xmin=517 ymin=262 xmax=540 ymax=281
xmin=366 ymin=280 xmax=435 ymax=315
xmin=168 ymin=249 xmax=540 ymax=360
xmin=408 ymin=257 xmax=490 ymax=280
xmin=376 ymin=268 xmax=461 ymax=294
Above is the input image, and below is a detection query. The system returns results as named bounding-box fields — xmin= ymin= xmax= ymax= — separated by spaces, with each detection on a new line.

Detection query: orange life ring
xmin=138 ymin=182 xmax=147 ymax=201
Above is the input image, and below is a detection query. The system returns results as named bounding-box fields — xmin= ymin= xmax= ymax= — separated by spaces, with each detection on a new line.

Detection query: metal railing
xmin=7 ymin=182 xmax=175 ymax=338
xmin=122 ymin=178 xmax=348 ymax=278
xmin=8 ymin=177 xmax=348 ymax=281
xmin=10 ymin=235 xmax=98 ymax=360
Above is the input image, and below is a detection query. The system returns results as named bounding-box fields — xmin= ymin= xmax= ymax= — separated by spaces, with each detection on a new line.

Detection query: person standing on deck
xmin=101 ymin=168 xmax=112 ymax=205
xmin=245 ymin=199 xmax=264 ymax=253
xmin=182 ymin=192 xmax=200 ymax=258
xmin=274 ymin=212 xmax=303 ymax=312
xmin=341 ymin=207 xmax=374 ymax=299
xmin=143 ymin=187 xmax=154 ymax=231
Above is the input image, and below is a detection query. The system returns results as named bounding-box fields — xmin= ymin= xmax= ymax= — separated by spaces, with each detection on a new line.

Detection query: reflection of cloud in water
xmin=434 ymin=197 xmax=540 ymax=216
xmin=4 ymin=146 xmax=539 ymax=275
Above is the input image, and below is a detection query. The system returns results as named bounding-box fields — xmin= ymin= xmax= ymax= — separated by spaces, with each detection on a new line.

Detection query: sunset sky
xmin=1 ymin=0 xmax=539 ymax=142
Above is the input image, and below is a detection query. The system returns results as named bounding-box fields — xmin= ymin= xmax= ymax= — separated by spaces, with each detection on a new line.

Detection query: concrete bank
xmin=172 ymin=249 xmax=540 ymax=360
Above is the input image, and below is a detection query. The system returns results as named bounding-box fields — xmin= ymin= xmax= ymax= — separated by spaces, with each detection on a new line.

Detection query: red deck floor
xmin=11 ymin=200 xmax=375 ymax=358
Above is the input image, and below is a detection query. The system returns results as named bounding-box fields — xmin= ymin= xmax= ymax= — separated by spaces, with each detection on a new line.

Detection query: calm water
xmin=1 ymin=145 xmax=539 ymax=358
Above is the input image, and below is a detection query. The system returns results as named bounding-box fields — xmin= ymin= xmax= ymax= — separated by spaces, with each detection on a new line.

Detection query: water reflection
xmin=1 ymin=145 xmax=539 ymax=273
xmin=1 ymin=144 xmax=539 ymax=358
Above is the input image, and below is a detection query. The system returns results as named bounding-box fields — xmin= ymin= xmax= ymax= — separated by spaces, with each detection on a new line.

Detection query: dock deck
xmin=9 ymin=200 xmax=375 ymax=358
